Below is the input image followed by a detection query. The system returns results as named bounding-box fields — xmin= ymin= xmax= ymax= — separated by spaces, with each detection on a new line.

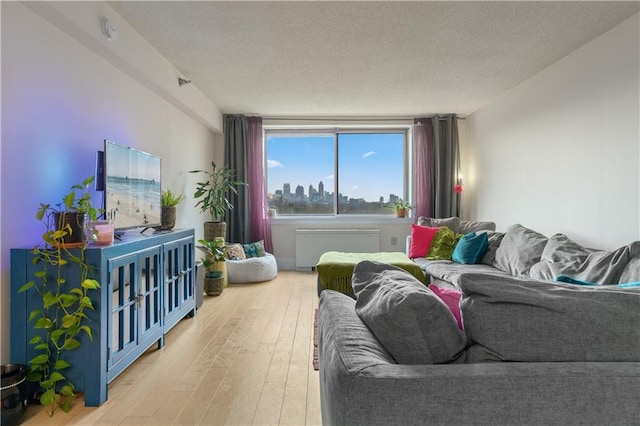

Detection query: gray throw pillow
xmin=458 ymin=220 xmax=496 ymax=234
xmin=529 ymin=233 xmax=631 ymax=284
xmin=494 ymin=224 xmax=548 ymax=276
xmin=459 ymin=273 xmax=640 ymax=362
xmin=619 ymin=241 xmax=640 ymax=284
xmin=480 ymin=231 xmax=505 ymax=266
xmin=417 ymin=216 xmax=461 ymax=234
xmin=352 ymin=261 xmax=467 ymax=364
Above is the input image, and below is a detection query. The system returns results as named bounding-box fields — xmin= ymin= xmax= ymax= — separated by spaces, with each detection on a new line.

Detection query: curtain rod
xmin=261 ymin=116 xmax=465 ymax=121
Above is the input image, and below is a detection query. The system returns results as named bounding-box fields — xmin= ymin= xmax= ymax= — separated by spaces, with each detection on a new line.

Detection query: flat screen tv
xmin=103 ymin=140 xmax=161 ymax=231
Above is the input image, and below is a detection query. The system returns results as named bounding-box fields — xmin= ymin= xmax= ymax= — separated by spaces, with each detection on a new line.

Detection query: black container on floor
xmin=1 ymin=364 xmax=28 ymax=426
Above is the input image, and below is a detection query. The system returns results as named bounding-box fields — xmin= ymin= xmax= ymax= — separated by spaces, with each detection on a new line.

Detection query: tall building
xmin=283 ymin=183 xmax=291 ymax=196
xmin=318 ymin=181 xmax=324 ymax=198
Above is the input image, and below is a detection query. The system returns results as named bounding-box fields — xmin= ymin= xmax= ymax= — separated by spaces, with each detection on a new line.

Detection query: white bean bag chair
xmin=226 ymin=252 xmax=278 ymax=283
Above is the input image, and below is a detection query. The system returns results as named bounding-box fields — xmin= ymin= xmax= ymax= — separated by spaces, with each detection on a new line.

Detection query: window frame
xmin=264 ymin=126 xmax=412 ymax=218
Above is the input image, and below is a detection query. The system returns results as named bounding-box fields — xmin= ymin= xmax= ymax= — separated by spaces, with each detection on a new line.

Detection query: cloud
xmin=267 ymin=159 xmax=284 ymax=168
xmin=325 ymin=174 xmax=335 ymax=180
xmin=352 ymin=185 xmax=360 ymax=191
xmin=362 ymin=151 xmax=376 ymax=159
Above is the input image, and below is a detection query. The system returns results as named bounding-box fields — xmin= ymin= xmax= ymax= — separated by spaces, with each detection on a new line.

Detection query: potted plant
xmin=197 ymin=237 xmax=227 ymax=296
xmin=38 ymin=176 xmax=101 ymax=247
xmin=18 ymin=176 xmax=102 ymax=416
xmin=390 ymin=199 xmax=412 ymax=218
xmin=189 ymin=161 xmax=245 ymax=241
xmin=159 ymin=189 xmax=185 ymax=231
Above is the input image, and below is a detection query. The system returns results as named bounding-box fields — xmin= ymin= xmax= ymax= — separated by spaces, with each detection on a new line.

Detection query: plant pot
xmin=159 ymin=206 xmax=176 ymax=230
xmin=1 ymin=364 xmax=28 ymax=426
xmin=54 ymin=212 xmax=86 ymax=246
xmin=204 ymin=276 xmax=224 ymax=296
xmin=395 ymin=208 xmax=406 ymax=218
xmin=204 ymin=222 xmax=226 ymax=242
xmin=205 ymin=270 xmax=223 ymax=279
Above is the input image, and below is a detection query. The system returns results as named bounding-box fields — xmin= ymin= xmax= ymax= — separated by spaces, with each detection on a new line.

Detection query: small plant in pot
xmin=38 ymin=176 xmax=101 ymax=247
xmin=158 ymin=189 xmax=185 ymax=231
xmin=189 ymin=161 xmax=245 ymax=241
xmin=390 ymin=199 xmax=412 ymax=218
xmin=197 ymin=238 xmax=227 ymax=296
xmin=18 ymin=176 xmax=102 ymax=416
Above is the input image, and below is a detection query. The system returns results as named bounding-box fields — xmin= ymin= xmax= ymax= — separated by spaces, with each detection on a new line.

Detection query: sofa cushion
xmin=352 ymin=260 xmax=467 ymax=364
xmin=458 ymin=220 xmax=496 ymax=234
xmin=480 ymin=231 xmax=505 ymax=266
xmin=408 ymin=224 xmax=439 ymax=258
xmin=427 ymin=227 xmax=462 ymax=260
xmin=494 ymin=224 xmax=548 ymax=276
xmin=529 ymin=233 xmax=632 ymax=284
xmin=452 ymin=232 xmax=489 ymax=265
xmin=459 ymin=273 xmax=640 ymax=362
xmin=418 ymin=216 xmax=461 ymax=234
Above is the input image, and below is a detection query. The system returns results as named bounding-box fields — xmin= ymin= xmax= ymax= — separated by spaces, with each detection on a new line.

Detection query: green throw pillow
xmin=427 ymin=227 xmax=463 ymax=260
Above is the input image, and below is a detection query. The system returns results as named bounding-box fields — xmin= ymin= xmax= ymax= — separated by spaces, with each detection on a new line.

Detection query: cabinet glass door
xmin=107 ymin=246 xmax=162 ymax=372
xmin=180 ymin=238 xmax=195 ymax=305
xmin=164 ymin=237 xmax=195 ymax=331
xmin=108 ymin=253 xmax=138 ymax=369
xmin=138 ymin=249 xmax=162 ymax=346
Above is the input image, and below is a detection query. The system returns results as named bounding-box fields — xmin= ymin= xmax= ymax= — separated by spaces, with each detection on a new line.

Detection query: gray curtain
xmin=223 ymin=115 xmax=250 ymax=243
xmin=432 ymin=115 xmax=461 ymax=218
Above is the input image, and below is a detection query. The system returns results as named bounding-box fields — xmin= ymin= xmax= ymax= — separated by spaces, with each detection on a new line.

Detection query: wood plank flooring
xmin=21 ymin=271 xmax=321 ymax=425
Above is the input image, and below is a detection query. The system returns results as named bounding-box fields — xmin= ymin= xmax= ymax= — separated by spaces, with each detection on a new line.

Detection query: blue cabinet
xmin=10 ymin=229 xmax=195 ymax=406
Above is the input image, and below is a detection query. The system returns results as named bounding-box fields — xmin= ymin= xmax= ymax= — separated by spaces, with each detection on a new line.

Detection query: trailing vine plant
xmin=18 ymin=176 xmax=101 ymax=416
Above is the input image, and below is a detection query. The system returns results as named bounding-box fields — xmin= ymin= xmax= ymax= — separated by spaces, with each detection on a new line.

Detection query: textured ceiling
xmin=109 ymin=1 xmax=639 ymax=117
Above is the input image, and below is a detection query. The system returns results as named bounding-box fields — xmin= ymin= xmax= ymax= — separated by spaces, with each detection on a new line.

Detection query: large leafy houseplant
xmin=18 ymin=176 xmax=101 ymax=416
xmin=189 ymin=162 xmax=245 ymax=223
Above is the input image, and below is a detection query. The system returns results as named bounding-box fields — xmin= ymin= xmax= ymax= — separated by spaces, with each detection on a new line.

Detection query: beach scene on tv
xmin=105 ymin=143 xmax=161 ymax=230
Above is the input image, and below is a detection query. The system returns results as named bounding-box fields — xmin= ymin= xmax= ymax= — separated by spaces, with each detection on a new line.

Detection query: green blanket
xmin=316 ymin=251 xmax=426 ymax=295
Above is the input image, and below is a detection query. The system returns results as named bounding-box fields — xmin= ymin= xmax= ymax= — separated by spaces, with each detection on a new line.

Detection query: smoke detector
xmin=102 ymin=18 xmax=119 ymax=42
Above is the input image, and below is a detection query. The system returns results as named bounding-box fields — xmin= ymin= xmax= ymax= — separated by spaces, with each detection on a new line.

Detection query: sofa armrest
xmin=405 ymin=235 xmax=411 ymax=257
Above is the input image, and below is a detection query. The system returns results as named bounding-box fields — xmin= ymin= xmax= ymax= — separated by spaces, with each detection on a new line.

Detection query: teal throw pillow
xmin=618 ymin=282 xmax=640 ymax=288
xmin=243 ymin=240 xmax=265 ymax=258
xmin=452 ymin=232 xmax=489 ymax=264
xmin=556 ymin=275 xmax=597 ymax=286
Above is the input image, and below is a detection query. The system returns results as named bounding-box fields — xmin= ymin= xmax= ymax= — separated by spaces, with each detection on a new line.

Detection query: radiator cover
xmin=295 ymin=228 xmax=380 ymax=269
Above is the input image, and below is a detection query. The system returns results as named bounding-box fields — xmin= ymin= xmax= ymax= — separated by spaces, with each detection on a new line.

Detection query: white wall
xmin=0 ymin=3 xmax=223 ymax=363
xmin=466 ymin=13 xmax=639 ymax=250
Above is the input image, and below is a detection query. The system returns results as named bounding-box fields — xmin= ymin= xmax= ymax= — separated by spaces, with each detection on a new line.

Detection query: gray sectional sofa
xmin=318 ymin=220 xmax=640 ymax=425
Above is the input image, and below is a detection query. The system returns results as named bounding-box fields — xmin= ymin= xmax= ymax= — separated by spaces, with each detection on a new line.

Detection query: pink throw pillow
xmin=428 ymin=284 xmax=463 ymax=330
xmin=409 ymin=224 xmax=439 ymax=258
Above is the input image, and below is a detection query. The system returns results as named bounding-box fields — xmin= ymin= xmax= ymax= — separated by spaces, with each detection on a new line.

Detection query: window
xmin=266 ymin=128 xmax=409 ymax=215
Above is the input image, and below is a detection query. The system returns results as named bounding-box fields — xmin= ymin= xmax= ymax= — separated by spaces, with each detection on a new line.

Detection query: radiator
xmin=295 ymin=228 xmax=380 ymax=269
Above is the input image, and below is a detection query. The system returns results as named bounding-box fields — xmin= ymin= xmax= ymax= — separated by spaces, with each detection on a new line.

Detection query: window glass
xmin=266 ymin=129 xmax=407 ymax=216
xmin=337 ymin=133 xmax=404 ymax=214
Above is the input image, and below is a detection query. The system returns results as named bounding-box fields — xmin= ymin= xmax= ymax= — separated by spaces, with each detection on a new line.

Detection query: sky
xmin=105 ymin=140 xmax=161 ymax=181
xmin=266 ymin=133 xmax=404 ymax=202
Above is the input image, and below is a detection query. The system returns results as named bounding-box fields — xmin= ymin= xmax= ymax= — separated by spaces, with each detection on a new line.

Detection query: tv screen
xmin=103 ymin=140 xmax=161 ymax=231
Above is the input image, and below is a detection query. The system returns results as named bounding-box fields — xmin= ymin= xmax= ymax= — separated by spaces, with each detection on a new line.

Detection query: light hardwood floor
xmin=22 ymin=271 xmax=321 ymax=425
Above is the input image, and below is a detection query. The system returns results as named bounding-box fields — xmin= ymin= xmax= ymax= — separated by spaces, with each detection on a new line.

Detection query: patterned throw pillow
xmin=225 ymin=243 xmax=246 ymax=260
xmin=243 ymin=240 xmax=266 ymax=258
xmin=426 ymin=227 xmax=463 ymax=260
